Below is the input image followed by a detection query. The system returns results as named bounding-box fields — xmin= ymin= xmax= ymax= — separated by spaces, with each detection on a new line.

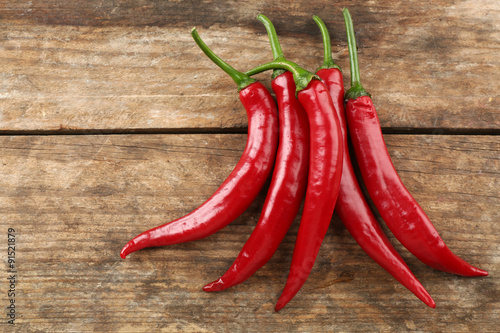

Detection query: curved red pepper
xmin=343 ymin=8 xmax=487 ymax=277
xmin=120 ymin=29 xmax=279 ymax=259
xmin=313 ymin=15 xmax=434 ymax=308
xmin=203 ymin=70 xmax=310 ymax=292
xmin=246 ymin=15 xmax=343 ymax=311
xmin=245 ymin=16 xmax=343 ymax=311
xmin=273 ymin=79 xmax=343 ymax=311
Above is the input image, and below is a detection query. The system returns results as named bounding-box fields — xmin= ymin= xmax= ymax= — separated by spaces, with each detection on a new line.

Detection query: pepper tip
xmin=119 ymin=244 xmax=130 ymax=259
xmin=274 ymin=300 xmax=285 ymax=312
xmin=423 ymin=294 xmax=436 ymax=309
xmin=475 ymin=268 xmax=489 ymax=276
xmin=203 ymin=278 xmax=227 ymax=292
xmin=274 ymin=293 xmax=291 ymax=312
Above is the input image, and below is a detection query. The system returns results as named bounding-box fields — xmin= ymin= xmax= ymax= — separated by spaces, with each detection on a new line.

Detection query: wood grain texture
xmin=0 ymin=0 xmax=498 ymax=331
xmin=0 ymin=0 xmax=498 ymax=132
xmin=0 ymin=134 xmax=497 ymax=332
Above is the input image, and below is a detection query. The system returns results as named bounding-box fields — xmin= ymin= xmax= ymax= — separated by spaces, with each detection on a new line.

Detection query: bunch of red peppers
xmin=120 ymin=9 xmax=488 ymax=311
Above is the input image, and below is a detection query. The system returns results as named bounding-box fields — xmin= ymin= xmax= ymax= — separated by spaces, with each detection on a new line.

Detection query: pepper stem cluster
xmin=191 ymin=28 xmax=256 ymax=91
xmin=245 ymin=15 xmax=319 ymax=93
xmin=343 ymin=8 xmax=370 ymax=100
xmin=246 ymin=59 xmax=318 ymax=94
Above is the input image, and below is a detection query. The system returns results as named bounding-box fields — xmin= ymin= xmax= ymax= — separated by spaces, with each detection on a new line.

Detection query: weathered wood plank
xmin=0 ymin=0 xmax=498 ymax=132
xmin=0 ymin=134 xmax=497 ymax=332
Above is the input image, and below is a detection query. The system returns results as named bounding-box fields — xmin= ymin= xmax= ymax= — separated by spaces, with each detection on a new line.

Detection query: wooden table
xmin=1 ymin=1 xmax=498 ymax=332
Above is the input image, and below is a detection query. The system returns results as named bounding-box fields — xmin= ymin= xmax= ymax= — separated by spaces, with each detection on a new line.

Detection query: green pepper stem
xmin=191 ymin=27 xmax=256 ymax=91
xmin=343 ymin=9 xmax=360 ymax=87
xmin=313 ymin=15 xmax=341 ymax=71
xmin=343 ymin=8 xmax=370 ymax=99
xmin=246 ymin=59 xmax=318 ymax=94
xmin=256 ymin=14 xmax=286 ymax=79
xmin=257 ymin=14 xmax=284 ymax=61
xmin=245 ymin=15 xmax=319 ymax=93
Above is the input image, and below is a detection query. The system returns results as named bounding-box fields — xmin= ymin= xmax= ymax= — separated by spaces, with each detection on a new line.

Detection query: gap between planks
xmin=0 ymin=128 xmax=499 ymax=136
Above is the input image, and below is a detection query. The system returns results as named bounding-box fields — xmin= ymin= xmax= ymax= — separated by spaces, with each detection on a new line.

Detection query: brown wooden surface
xmin=0 ymin=134 xmax=498 ymax=332
xmin=0 ymin=0 xmax=498 ymax=133
xmin=0 ymin=0 xmax=498 ymax=332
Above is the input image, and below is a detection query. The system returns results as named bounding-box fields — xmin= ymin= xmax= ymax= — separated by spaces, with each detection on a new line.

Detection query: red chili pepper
xmin=342 ymin=8 xmax=488 ymax=277
xmin=245 ymin=15 xmax=344 ymax=311
xmin=313 ymin=15 xmax=435 ymax=308
xmin=203 ymin=17 xmax=310 ymax=292
xmin=120 ymin=28 xmax=279 ymax=259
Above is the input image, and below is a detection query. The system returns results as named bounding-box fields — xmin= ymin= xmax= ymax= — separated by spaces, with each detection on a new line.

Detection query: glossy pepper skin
xmin=245 ymin=15 xmax=343 ymax=312
xmin=313 ymin=15 xmax=435 ymax=307
xmin=203 ymin=70 xmax=310 ymax=292
xmin=345 ymin=96 xmax=487 ymax=276
xmin=343 ymin=8 xmax=487 ymax=277
xmin=120 ymin=30 xmax=279 ymax=259
xmin=273 ymin=79 xmax=343 ymax=311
